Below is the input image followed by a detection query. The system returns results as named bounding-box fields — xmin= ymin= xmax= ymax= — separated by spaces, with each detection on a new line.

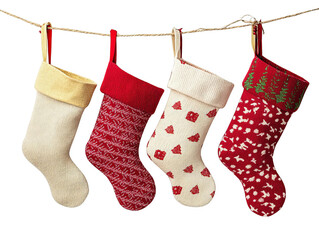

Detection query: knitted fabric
xmin=218 ymin=23 xmax=309 ymax=216
xmin=147 ymin=28 xmax=234 ymax=206
xmin=85 ymin=29 xmax=164 ymax=211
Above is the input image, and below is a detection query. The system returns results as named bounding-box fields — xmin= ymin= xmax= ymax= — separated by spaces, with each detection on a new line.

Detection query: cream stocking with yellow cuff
xmin=22 ymin=23 xmax=97 ymax=207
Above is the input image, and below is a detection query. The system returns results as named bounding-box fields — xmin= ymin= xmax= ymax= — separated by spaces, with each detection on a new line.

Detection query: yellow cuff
xmin=35 ymin=62 xmax=97 ymax=108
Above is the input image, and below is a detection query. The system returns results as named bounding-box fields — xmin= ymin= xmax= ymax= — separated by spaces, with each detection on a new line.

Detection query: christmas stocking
xmin=23 ymin=23 xmax=97 ymax=207
xmin=85 ymin=30 xmax=164 ymax=211
xmin=147 ymin=28 xmax=234 ymax=207
xmin=218 ymin=23 xmax=309 ymax=216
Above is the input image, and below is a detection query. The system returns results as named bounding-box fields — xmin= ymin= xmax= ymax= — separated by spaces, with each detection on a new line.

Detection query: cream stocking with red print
xmin=146 ymin=28 xmax=234 ymax=207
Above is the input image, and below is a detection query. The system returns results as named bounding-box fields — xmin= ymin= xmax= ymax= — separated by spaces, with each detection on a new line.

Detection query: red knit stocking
xmin=218 ymin=23 xmax=309 ymax=216
xmin=86 ymin=30 xmax=164 ymax=211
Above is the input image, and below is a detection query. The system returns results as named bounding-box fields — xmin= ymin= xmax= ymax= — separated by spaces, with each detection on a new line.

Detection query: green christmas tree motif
xmin=264 ymin=92 xmax=270 ymax=100
xmin=275 ymin=75 xmax=289 ymax=103
xmin=285 ymin=81 xmax=300 ymax=110
xmin=294 ymin=88 xmax=306 ymax=111
xmin=266 ymin=70 xmax=281 ymax=101
xmin=244 ymin=59 xmax=257 ymax=90
xmin=254 ymin=66 xmax=269 ymax=94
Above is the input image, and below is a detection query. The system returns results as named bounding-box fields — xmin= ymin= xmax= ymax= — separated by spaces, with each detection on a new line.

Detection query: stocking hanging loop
xmin=172 ymin=28 xmax=182 ymax=59
xmin=251 ymin=21 xmax=263 ymax=57
xmin=110 ymin=29 xmax=117 ymax=63
xmin=41 ymin=22 xmax=52 ymax=64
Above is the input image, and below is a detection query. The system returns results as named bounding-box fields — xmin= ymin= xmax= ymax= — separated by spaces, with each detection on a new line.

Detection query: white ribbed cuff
xmin=168 ymin=59 xmax=234 ymax=108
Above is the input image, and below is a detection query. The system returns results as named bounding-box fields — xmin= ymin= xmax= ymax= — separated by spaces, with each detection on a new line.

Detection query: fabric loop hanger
xmin=172 ymin=28 xmax=183 ymax=59
xmin=251 ymin=20 xmax=263 ymax=57
xmin=41 ymin=22 xmax=52 ymax=64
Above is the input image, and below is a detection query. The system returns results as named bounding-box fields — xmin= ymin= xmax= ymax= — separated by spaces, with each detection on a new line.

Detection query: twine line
xmin=0 ymin=7 xmax=318 ymax=37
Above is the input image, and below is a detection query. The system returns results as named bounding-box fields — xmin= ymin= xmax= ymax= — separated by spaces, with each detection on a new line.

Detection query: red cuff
xmin=100 ymin=62 xmax=164 ymax=114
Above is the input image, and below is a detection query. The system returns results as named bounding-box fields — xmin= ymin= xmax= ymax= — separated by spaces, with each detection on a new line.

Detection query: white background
xmin=0 ymin=0 xmax=318 ymax=239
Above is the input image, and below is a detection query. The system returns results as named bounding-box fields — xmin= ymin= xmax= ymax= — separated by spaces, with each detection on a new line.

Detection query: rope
xmin=0 ymin=7 xmax=318 ymax=37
